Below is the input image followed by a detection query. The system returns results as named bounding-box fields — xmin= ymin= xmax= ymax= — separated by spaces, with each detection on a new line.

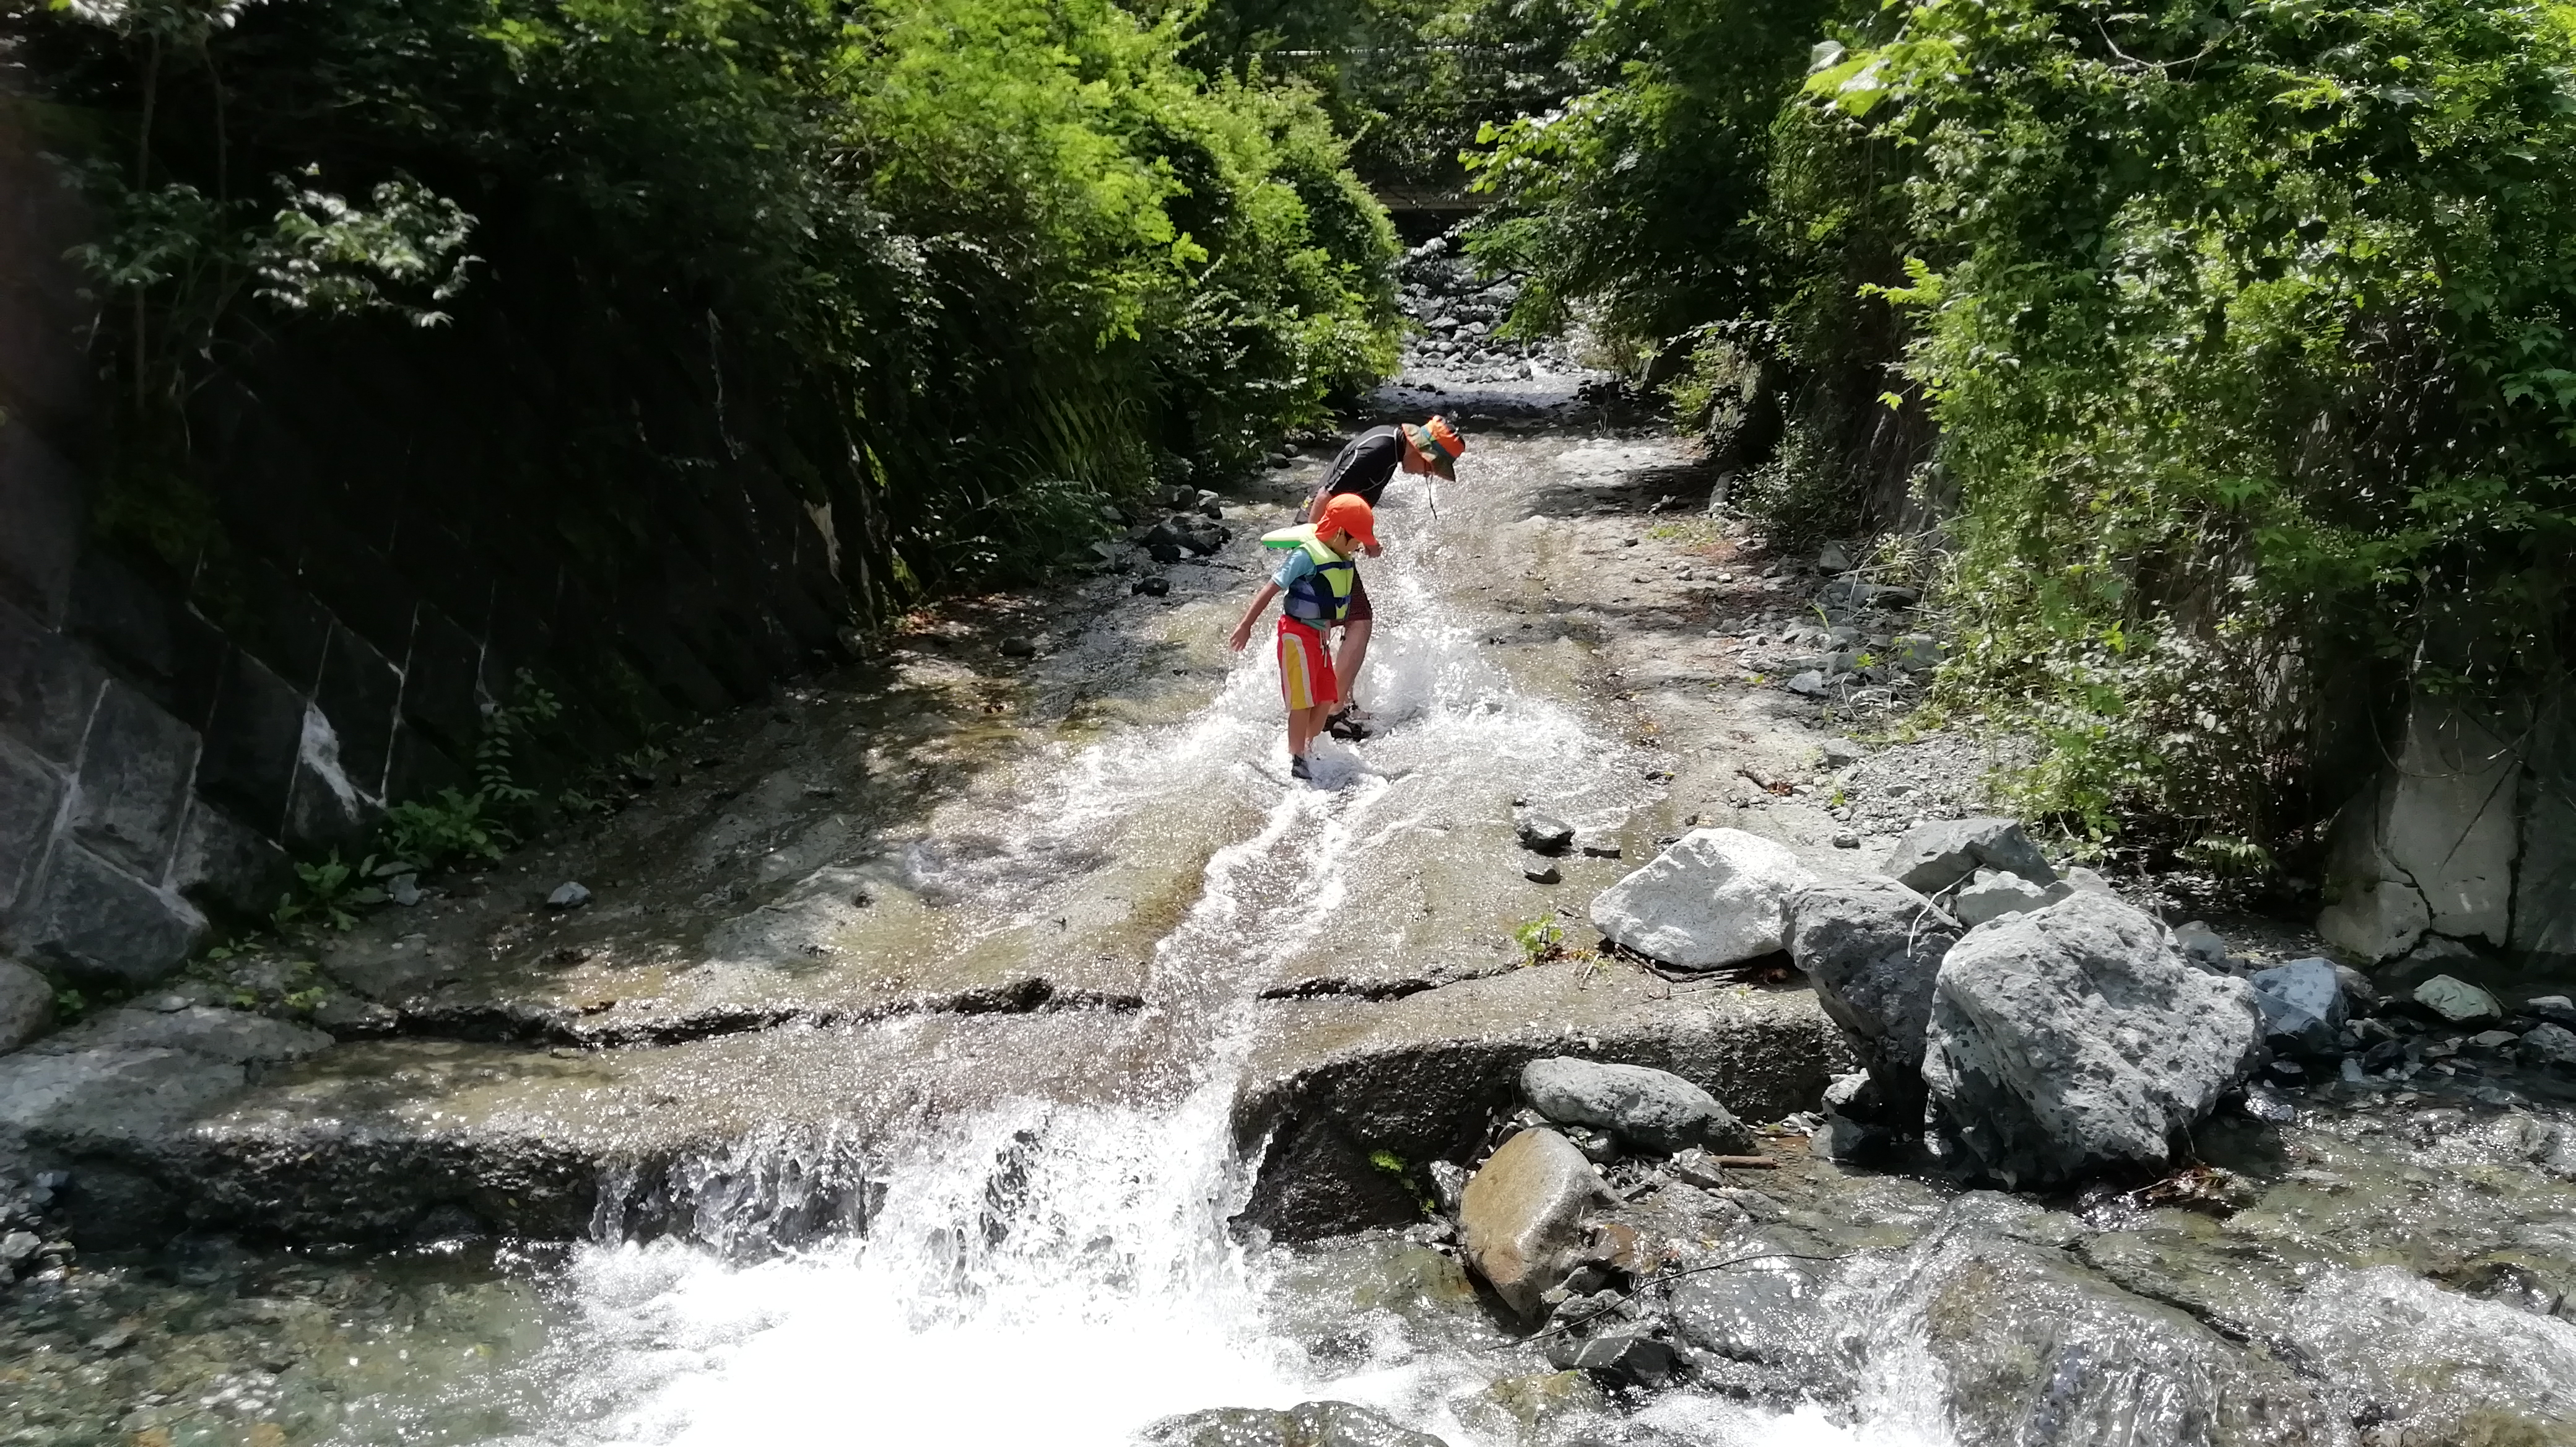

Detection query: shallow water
xmin=14 ymin=435 xmax=2576 ymax=1447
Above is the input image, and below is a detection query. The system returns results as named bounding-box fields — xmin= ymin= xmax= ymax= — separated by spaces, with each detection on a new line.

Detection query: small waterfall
xmin=591 ymin=1122 xmax=890 ymax=1261
xmin=476 ymin=469 xmax=1693 ymax=1445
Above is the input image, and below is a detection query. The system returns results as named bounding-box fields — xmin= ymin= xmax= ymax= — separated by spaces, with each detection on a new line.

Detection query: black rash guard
xmin=1312 ymin=426 xmax=1406 ymax=509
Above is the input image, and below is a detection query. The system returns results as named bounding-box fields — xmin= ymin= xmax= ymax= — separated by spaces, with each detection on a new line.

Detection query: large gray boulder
xmin=1923 ymin=893 xmax=2262 ymax=1188
xmin=1588 ymin=828 xmax=1816 ymax=970
xmin=1886 ymin=818 xmax=2055 ymax=896
xmin=1786 ymin=877 xmax=1960 ymax=1127
xmin=1520 ymin=1057 xmax=1752 ymax=1154
xmin=0 ymin=959 xmax=53 ymax=1054
xmin=1458 ymin=1127 xmax=1611 ymax=1316
xmin=1141 ymin=1402 xmax=1448 ymax=1447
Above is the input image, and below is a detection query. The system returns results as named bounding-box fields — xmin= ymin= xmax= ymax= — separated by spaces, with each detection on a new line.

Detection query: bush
xmin=17 ymin=0 xmax=1401 ymax=596
xmin=1812 ymin=0 xmax=2576 ymax=846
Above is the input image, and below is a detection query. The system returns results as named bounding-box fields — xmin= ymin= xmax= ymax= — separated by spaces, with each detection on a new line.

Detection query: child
xmin=1228 ymin=494 xmax=1378 ymax=781
xmin=1303 ymin=416 xmax=1462 ymax=741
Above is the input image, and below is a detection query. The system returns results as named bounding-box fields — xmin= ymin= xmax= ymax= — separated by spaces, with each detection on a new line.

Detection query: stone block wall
xmin=0 ymin=128 xmax=876 ymax=989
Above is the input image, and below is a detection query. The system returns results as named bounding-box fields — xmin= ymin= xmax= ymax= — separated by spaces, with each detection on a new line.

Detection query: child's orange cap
xmin=1317 ymin=494 xmax=1378 ymax=550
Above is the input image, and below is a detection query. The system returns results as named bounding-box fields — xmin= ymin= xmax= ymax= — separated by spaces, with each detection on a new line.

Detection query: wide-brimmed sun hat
xmin=1405 ymin=416 xmax=1463 ymax=480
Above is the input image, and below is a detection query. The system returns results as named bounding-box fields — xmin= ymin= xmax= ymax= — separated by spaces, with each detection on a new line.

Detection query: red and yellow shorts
xmin=1276 ymin=618 xmax=1340 ymax=711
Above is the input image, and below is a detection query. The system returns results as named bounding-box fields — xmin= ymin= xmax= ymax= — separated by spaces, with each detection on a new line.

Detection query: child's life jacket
xmin=1260 ymin=524 xmax=1357 ymax=624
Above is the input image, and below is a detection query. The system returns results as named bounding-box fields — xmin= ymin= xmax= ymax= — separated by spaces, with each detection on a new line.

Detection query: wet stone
xmin=1142 ymin=1401 xmax=1450 ymax=1447
xmin=2414 ymin=973 xmax=2502 ymax=1026
xmin=0 ymin=956 xmax=54 ymax=1052
xmin=545 ymin=881 xmax=591 ymax=911
xmin=1458 ymin=1127 xmax=1611 ymax=1318
xmin=1522 ymin=1056 xmax=1753 ymax=1155
xmin=2523 ymin=1022 xmax=2576 ymax=1068
xmin=1516 ymin=813 xmax=1575 ymax=854
xmin=2525 ymin=995 xmax=2576 ymax=1027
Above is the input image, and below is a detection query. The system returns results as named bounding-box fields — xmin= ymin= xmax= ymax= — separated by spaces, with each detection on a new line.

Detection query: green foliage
xmin=1456 ymin=0 xmax=2576 ymax=852
xmin=1465 ymin=0 xmax=1843 ymax=348
xmin=380 ymin=787 xmax=509 ymax=868
xmin=24 ymin=0 xmax=1401 ymax=595
xmin=1810 ymin=0 xmax=2576 ymax=844
xmin=380 ymin=671 xmax=560 ymax=870
xmin=272 ymin=851 xmax=373 ymax=932
xmin=1187 ymin=0 xmax=1591 ymax=189
xmin=1512 ymin=914 xmax=1564 ymax=963
xmin=254 ymin=170 xmax=477 ymax=323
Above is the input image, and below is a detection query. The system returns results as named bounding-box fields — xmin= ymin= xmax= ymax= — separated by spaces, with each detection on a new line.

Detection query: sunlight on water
xmin=459 ymin=475 xmax=1936 ymax=1447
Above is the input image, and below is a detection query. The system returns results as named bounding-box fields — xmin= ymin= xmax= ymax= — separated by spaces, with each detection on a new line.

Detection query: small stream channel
xmin=11 ymin=431 xmax=2576 ymax=1447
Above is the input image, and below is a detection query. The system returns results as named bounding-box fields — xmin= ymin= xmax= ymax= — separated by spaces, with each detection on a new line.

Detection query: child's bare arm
xmin=1229 ymin=582 xmax=1282 ymax=652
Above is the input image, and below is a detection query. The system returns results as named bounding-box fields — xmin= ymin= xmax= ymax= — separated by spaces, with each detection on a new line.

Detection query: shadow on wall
xmin=0 ymin=126 xmax=866 ymax=991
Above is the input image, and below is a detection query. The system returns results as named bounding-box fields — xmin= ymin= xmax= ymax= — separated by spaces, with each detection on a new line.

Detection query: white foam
xmin=452 ymin=479 xmax=1887 ymax=1447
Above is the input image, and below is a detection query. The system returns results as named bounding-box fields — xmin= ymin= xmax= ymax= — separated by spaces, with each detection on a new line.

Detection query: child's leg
xmin=1276 ymin=618 xmax=1340 ymax=758
xmin=1287 ymin=704 xmax=1329 ymax=758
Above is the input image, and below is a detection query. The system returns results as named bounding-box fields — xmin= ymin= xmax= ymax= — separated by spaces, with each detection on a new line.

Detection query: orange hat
xmin=1317 ymin=493 xmax=1378 ymax=550
xmin=1405 ymin=416 xmax=1464 ymax=479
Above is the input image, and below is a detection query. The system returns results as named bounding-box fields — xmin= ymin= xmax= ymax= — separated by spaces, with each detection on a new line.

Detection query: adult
xmin=1303 ymin=416 xmax=1463 ymax=738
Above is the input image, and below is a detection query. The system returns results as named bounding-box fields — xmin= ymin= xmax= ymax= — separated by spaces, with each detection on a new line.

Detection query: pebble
xmin=2524 ymin=995 xmax=2576 ymax=1026
xmin=545 ymin=881 xmax=591 ymax=911
xmin=1517 ymin=813 xmax=1576 ymax=854
xmin=1523 ymin=858 xmax=1562 ymax=885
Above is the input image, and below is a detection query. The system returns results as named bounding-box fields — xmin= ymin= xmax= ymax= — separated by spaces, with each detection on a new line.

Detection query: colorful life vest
xmin=1261 ymin=525 xmax=1356 ymax=624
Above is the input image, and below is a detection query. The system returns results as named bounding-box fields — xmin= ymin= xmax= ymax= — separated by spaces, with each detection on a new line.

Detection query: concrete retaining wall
xmin=2318 ymin=697 xmax=2576 ymax=969
xmin=0 ymin=129 xmax=870 ymax=989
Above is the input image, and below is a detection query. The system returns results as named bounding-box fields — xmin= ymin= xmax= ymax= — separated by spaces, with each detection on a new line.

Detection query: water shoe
xmin=1290 ymin=755 xmax=1313 ymax=782
xmin=1326 ymin=709 xmax=1372 ymax=742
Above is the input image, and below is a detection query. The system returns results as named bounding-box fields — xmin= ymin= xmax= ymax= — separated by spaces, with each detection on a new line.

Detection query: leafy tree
xmin=15 ymin=0 xmax=1400 ymax=597
xmin=1814 ymin=0 xmax=2576 ymax=846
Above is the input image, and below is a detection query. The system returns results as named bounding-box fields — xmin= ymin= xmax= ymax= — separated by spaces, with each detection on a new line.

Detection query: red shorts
xmin=1276 ymin=618 xmax=1340 ymax=711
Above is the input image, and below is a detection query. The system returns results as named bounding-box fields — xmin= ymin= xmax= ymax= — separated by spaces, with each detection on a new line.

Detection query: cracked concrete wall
xmin=2318 ymin=697 xmax=2573 ymax=967
xmin=2514 ymin=706 xmax=2576 ymax=961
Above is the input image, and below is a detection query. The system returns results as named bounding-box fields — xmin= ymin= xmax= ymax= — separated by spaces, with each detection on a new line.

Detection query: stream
xmin=9 ymin=422 xmax=2576 ymax=1447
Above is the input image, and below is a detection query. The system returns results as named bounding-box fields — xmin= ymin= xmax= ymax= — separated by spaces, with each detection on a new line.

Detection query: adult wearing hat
xmin=1300 ymin=416 xmax=1464 ymax=739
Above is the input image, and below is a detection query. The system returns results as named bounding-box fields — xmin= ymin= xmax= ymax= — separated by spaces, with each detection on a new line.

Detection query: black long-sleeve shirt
xmin=1310 ymin=426 xmax=1406 ymax=510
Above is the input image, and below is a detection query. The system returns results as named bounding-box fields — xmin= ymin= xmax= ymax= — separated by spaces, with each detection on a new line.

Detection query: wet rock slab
xmin=13 ymin=1010 xmax=1152 ymax=1244
xmin=1233 ymin=963 xmax=1851 ymax=1239
xmin=1142 ymin=1401 xmax=1450 ymax=1447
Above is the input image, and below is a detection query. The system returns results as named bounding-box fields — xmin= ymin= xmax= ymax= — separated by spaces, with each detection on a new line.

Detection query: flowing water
xmin=14 ymin=431 xmax=2576 ymax=1447
xmin=308 ymin=450 xmax=1896 ymax=1447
